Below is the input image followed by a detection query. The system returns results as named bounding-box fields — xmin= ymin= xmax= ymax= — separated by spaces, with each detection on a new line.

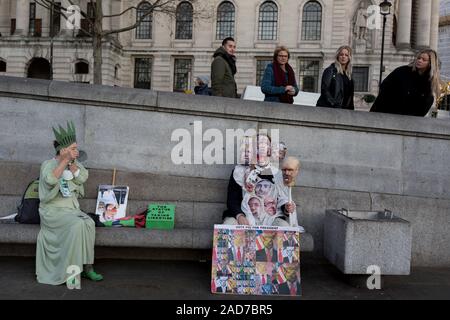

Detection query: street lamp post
xmin=379 ymin=0 xmax=392 ymax=93
xmin=50 ymin=0 xmax=54 ymax=80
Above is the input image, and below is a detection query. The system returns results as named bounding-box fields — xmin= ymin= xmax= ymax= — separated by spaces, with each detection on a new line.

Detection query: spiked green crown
xmin=52 ymin=121 xmax=77 ymax=151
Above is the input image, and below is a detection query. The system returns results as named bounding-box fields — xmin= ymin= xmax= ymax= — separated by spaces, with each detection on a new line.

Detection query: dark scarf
xmin=214 ymin=47 xmax=237 ymax=75
xmin=272 ymin=61 xmax=296 ymax=104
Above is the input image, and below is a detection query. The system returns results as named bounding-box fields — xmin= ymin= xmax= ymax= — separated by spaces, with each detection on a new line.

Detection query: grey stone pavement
xmin=0 ymin=254 xmax=450 ymax=300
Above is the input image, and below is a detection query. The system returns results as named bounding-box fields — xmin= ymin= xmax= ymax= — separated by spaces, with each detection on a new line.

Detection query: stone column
xmin=415 ymin=0 xmax=432 ymax=48
xmin=396 ymin=0 xmax=412 ymax=49
xmin=0 ymin=0 xmax=9 ymax=36
xmin=15 ymin=0 xmax=30 ymax=36
xmin=429 ymin=0 xmax=440 ymax=50
xmin=102 ymin=0 xmax=112 ymax=32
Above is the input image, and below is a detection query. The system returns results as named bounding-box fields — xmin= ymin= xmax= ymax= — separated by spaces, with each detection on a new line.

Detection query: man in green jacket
xmin=211 ymin=37 xmax=238 ymax=98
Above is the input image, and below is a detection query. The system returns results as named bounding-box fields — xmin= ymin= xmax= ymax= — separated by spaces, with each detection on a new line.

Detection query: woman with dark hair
xmin=316 ymin=45 xmax=355 ymax=110
xmin=370 ymin=49 xmax=441 ymax=117
xmin=261 ymin=46 xmax=299 ymax=104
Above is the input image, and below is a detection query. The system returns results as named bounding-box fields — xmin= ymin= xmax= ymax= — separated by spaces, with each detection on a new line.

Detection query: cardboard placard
xmin=146 ymin=204 xmax=175 ymax=230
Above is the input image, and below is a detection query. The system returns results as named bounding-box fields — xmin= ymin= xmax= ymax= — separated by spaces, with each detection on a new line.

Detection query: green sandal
xmin=81 ymin=270 xmax=104 ymax=281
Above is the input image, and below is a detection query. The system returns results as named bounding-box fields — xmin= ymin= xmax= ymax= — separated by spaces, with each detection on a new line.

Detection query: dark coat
xmin=316 ymin=64 xmax=355 ymax=110
xmin=211 ymin=47 xmax=237 ymax=98
xmin=370 ymin=65 xmax=434 ymax=117
xmin=194 ymin=84 xmax=211 ymax=96
xmin=261 ymin=63 xmax=299 ymax=103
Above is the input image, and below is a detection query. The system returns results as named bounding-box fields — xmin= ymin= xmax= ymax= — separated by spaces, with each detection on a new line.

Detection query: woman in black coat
xmin=316 ymin=45 xmax=355 ymax=110
xmin=370 ymin=49 xmax=441 ymax=117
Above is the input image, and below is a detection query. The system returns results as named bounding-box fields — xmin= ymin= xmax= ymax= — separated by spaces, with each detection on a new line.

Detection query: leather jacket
xmin=316 ymin=64 xmax=354 ymax=110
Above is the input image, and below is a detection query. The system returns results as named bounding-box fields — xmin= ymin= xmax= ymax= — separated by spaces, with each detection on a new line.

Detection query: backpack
xmin=15 ymin=179 xmax=40 ymax=224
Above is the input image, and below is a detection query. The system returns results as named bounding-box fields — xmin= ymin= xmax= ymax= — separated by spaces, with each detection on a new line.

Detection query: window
xmin=10 ymin=19 xmax=16 ymax=35
xmin=78 ymin=2 xmax=95 ymax=37
xmin=353 ymin=66 xmax=369 ymax=92
xmin=173 ymin=58 xmax=192 ymax=92
xmin=134 ymin=58 xmax=152 ymax=89
xmin=298 ymin=59 xmax=320 ymax=92
xmin=75 ymin=61 xmax=89 ymax=74
xmin=175 ymin=2 xmax=193 ymax=40
xmin=29 ymin=3 xmax=41 ymax=37
xmin=256 ymin=59 xmax=272 ymax=86
xmin=136 ymin=2 xmax=152 ymax=39
xmin=258 ymin=1 xmax=278 ymax=41
xmin=301 ymin=1 xmax=322 ymax=41
xmin=29 ymin=3 xmax=36 ymax=36
xmin=114 ymin=65 xmax=120 ymax=80
xmin=441 ymin=95 xmax=450 ymax=111
xmin=216 ymin=1 xmax=235 ymax=40
xmin=0 ymin=60 xmax=6 ymax=72
xmin=50 ymin=2 xmax=61 ymax=37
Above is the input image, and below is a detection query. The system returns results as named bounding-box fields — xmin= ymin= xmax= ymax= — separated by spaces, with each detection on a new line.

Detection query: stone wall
xmin=1 ymin=75 xmax=450 ymax=267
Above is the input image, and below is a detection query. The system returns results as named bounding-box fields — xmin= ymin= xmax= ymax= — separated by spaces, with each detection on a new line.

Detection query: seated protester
xmin=222 ymin=136 xmax=253 ymax=225
xmin=36 ymin=121 xmax=103 ymax=285
xmin=223 ymin=134 xmax=293 ymax=227
xmin=271 ymin=141 xmax=287 ymax=165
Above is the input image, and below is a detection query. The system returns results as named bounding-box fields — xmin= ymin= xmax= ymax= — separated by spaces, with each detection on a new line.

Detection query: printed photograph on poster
xmin=95 ymin=185 xmax=129 ymax=223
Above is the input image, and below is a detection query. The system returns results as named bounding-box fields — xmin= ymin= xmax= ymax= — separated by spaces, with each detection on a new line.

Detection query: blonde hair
xmin=334 ymin=46 xmax=353 ymax=79
xmin=409 ymin=49 xmax=441 ymax=102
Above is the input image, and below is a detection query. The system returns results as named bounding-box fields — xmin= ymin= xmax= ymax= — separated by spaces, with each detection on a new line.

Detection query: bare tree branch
xmin=103 ymin=0 xmax=177 ymax=36
xmin=103 ymin=6 xmax=138 ymax=18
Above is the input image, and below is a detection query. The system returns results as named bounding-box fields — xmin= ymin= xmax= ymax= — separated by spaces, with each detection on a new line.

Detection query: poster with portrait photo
xmin=95 ymin=185 xmax=129 ymax=223
xmin=211 ymin=224 xmax=301 ymax=296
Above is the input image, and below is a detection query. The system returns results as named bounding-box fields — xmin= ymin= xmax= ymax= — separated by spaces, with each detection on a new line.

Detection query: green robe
xmin=36 ymin=159 xmax=95 ymax=285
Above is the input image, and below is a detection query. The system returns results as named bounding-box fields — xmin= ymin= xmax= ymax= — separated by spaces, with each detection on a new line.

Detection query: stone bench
xmin=0 ymin=161 xmax=315 ymax=256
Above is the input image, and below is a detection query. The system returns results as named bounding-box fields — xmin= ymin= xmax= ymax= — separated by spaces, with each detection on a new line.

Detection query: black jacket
xmin=316 ymin=64 xmax=354 ymax=110
xmin=370 ymin=65 xmax=434 ymax=117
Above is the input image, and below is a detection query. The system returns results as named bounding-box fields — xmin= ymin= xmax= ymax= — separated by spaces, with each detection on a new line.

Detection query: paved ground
xmin=0 ymin=255 xmax=449 ymax=300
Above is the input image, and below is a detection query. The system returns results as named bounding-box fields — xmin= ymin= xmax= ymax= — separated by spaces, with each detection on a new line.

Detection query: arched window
xmin=258 ymin=1 xmax=278 ymax=41
xmin=301 ymin=1 xmax=322 ymax=41
xmin=258 ymin=1 xmax=278 ymax=40
xmin=136 ymin=2 xmax=153 ymax=39
xmin=0 ymin=60 xmax=6 ymax=72
xmin=75 ymin=61 xmax=89 ymax=74
xmin=216 ymin=1 xmax=235 ymax=40
xmin=114 ymin=64 xmax=120 ymax=80
xmin=176 ymin=2 xmax=193 ymax=40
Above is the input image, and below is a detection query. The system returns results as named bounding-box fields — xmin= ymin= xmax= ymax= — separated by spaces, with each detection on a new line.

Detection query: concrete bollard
xmin=324 ymin=209 xmax=412 ymax=276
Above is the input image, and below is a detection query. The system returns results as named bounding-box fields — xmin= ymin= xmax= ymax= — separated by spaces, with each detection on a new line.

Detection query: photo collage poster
xmin=211 ymin=225 xmax=301 ymax=296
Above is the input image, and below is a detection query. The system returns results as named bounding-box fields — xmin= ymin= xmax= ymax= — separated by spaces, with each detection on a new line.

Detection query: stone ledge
xmin=1 ymin=76 xmax=450 ymax=139
xmin=0 ymin=222 xmax=314 ymax=252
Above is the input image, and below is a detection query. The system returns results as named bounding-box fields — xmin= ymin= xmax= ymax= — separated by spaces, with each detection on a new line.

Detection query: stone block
xmin=324 ymin=209 xmax=412 ymax=275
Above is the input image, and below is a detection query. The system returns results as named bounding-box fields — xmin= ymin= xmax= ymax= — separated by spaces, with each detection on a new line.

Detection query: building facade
xmin=0 ymin=0 xmax=441 ymax=108
xmin=439 ymin=0 xmax=450 ymax=81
